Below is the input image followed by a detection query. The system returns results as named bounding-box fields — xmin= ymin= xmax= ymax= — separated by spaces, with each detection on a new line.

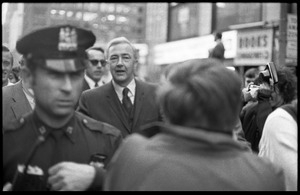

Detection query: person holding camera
xmin=240 ymin=66 xmax=297 ymax=153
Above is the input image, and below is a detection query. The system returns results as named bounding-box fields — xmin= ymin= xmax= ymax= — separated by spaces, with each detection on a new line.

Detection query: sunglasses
xmin=89 ymin=59 xmax=107 ymax=67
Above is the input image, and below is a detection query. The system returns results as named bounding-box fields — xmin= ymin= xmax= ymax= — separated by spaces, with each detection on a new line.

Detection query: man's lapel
xmin=132 ymin=80 xmax=145 ymax=129
xmin=11 ymin=81 xmax=32 ymax=120
xmin=106 ymin=82 xmax=131 ymax=133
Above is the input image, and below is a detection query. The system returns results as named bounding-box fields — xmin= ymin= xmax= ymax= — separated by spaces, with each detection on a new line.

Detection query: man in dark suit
xmin=78 ymin=37 xmax=163 ymax=137
xmin=209 ymin=32 xmax=225 ymax=63
xmin=2 ymin=55 xmax=34 ymax=130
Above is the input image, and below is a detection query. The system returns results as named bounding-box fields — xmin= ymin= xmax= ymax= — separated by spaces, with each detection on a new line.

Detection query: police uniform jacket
xmin=3 ymin=111 xmax=122 ymax=190
xmin=78 ymin=79 xmax=163 ymax=137
xmin=103 ymin=122 xmax=285 ymax=191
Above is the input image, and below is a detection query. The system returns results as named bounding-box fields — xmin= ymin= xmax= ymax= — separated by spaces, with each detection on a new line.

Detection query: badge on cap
xmin=58 ymin=27 xmax=78 ymax=51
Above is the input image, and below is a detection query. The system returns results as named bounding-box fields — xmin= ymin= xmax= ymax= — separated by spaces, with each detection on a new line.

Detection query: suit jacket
xmin=209 ymin=41 xmax=225 ymax=61
xmin=78 ymin=79 xmax=163 ymax=137
xmin=82 ymin=78 xmax=91 ymax=92
xmin=2 ymin=81 xmax=33 ymax=129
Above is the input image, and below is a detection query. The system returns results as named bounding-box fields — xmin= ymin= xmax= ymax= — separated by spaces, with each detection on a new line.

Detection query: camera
xmin=258 ymin=62 xmax=278 ymax=85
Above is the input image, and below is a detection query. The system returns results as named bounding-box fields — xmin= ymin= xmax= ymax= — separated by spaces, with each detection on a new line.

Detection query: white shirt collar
xmin=7 ymin=80 xmax=14 ymax=86
xmin=22 ymin=80 xmax=35 ymax=109
xmin=112 ymin=78 xmax=136 ymax=104
xmin=84 ymin=74 xmax=106 ymax=89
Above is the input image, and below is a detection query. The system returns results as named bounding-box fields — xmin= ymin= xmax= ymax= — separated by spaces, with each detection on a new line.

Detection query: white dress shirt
xmin=112 ymin=79 xmax=136 ymax=105
xmin=84 ymin=74 xmax=106 ymax=89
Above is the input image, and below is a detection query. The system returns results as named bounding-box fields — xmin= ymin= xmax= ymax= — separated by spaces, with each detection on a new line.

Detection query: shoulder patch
xmin=76 ymin=112 xmax=121 ymax=137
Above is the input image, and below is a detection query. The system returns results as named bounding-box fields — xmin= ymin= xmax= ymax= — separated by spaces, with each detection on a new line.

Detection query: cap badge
xmin=58 ymin=27 xmax=78 ymax=51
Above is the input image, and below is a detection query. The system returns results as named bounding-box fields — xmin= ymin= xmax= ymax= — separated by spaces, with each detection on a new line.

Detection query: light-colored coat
xmin=2 ymin=81 xmax=32 ymax=129
xmin=104 ymin=122 xmax=285 ymax=191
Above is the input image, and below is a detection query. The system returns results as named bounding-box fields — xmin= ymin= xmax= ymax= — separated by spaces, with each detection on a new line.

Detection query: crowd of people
xmin=2 ymin=24 xmax=297 ymax=191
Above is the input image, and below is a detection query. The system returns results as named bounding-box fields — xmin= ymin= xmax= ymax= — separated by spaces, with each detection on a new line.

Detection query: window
xmin=168 ymin=3 xmax=199 ymax=41
xmin=215 ymin=3 xmax=262 ymax=31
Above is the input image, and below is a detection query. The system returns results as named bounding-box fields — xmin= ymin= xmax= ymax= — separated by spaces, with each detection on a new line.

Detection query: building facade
xmin=21 ymin=3 xmax=147 ymax=46
xmin=154 ymin=3 xmax=297 ymax=81
xmin=3 ymin=3 xmax=297 ymax=81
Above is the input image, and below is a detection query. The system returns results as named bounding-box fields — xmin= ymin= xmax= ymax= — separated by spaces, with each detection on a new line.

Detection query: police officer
xmin=3 ymin=25 xmax=122 ymax=191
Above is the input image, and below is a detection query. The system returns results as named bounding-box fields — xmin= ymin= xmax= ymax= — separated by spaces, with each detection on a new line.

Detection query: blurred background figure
xmin=243 ymin=68 xmax=259 ymax=88
xmin=259 ymin=99 xmax=297 ymax=191
xmin=241 ymin=68 xmax=260 ymax=110
xmin=9 ymin=66 xmax=21 ymax=84
xmin=208 ymin=32 xmax=225 ymax=63
xmin=103 ymin=58 xmax=285 ymax=191
xmin=2 ymin=45 xmax=14 ymax=87
xmin=240 ymin=67 xmax=297 ymax=153
xmin=3 ymin=55 xmax=35 ymax=130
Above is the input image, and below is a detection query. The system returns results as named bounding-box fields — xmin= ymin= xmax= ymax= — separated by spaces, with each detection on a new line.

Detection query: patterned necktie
xmin=122 ymin=87 xmax=133 ymax=114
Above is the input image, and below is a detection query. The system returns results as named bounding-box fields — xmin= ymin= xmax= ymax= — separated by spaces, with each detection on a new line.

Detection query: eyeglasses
xmin=109 ymin=55 xmax=132 ymax=65
xmin=89 ymin=59 xmax=107 ymax=67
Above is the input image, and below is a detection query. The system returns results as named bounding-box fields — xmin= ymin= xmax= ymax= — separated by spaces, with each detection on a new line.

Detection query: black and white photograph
xmin=2 ymin=2 xmax=297 ymax=191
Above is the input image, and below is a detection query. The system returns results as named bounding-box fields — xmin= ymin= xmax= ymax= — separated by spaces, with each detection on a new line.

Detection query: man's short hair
xmin=105 ymin=37 xmax=138 ymax=60
xmin=244 ymin=68 xmax=259 ymax=79
xmin=215 ymin=32 xmax=222 ymax=39
xmin=157 ymin=58 xmax=242 ymax=133
xmin=276 ymin=67 xmax=297 ymax=104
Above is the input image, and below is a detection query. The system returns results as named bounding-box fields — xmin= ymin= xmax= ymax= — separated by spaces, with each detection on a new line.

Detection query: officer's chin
xmin=54 ymin=107 xmax=75 ymax=117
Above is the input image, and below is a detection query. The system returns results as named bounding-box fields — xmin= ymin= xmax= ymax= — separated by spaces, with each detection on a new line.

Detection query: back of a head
xmin=276 ymin=67 xmax=297 ymax=104
xmin=157 ymin=58 xmax=242 ymax=133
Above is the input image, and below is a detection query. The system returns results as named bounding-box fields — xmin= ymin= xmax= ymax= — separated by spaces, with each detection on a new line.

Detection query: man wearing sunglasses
xmin=83 ymin=47 xmax=112 ymax=91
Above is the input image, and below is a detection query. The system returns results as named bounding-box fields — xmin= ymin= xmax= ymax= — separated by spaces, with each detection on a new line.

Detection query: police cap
xmin=16 ymin=25 xmax=96 ymax=72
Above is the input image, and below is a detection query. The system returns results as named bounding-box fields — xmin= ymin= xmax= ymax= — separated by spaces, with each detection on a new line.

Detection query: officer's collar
xmin=32 ymin=111 xmax=76 ymax=143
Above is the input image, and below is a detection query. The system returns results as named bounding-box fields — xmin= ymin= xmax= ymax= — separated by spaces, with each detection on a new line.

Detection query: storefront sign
xmin=287 ymin=14 xmax=297 ymax=41
xmin=286 ymin=14 xmax=297 ymax=63
xmin=234 ymin=28 xmax=273 ymax=65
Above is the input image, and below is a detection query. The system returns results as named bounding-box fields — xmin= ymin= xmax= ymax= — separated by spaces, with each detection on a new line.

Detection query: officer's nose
xmin=61 ymin=75 xmax=72 ymax=92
